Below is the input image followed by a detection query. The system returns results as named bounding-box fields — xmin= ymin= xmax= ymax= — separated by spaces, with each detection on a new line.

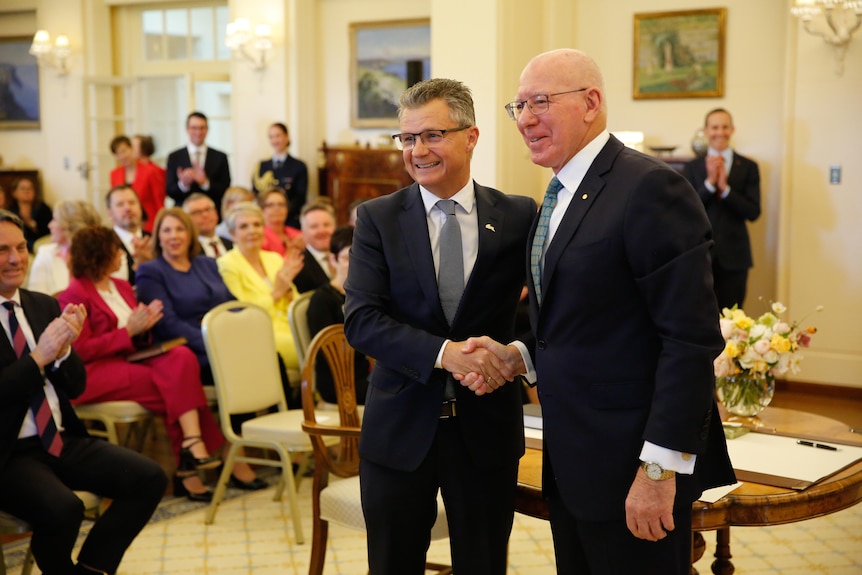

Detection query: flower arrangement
xmin=714 ymin=301 xmax=820 ymax=416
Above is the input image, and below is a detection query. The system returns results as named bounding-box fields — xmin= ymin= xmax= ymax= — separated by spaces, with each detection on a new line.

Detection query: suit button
xmin=537 ymin=340 xmax=546 ymax=350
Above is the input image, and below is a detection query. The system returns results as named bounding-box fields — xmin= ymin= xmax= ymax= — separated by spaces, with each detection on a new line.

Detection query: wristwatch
xmin=641 ymin=461 xmax=676 ymax=481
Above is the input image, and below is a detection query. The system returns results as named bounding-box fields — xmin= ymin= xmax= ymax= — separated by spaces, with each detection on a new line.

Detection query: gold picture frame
xmin=633 ymin=8 xmax=726 ymax=100
xmin=349 ymin=19 xmax=430 ymax=129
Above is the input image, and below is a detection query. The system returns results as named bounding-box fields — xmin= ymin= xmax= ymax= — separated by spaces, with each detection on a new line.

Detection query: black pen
xmin=796 ymin=440 xmax=838 ymax=451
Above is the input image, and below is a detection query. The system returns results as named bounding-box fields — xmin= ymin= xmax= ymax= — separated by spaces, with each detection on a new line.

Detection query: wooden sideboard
xmin=0 ymin=169 xmax=41 ymax=207
xmin=318 ymin=143 xmax=413 ymax=225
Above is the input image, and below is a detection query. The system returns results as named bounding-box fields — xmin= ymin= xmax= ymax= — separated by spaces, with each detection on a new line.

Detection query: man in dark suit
xmin=293 ymin=201 xmax=336 ymax=293
xmin=106 ymin=184 xmax=152 ymax=286
xmin=0 ymin=210 xmax=166 ymax=575
xmin=344 ymin=78 xmax=536 ymax=575
xmin=684 ymin=108 xmax=761 ymax=310
xmin=183 ymin=193 xmax=232 ymax=258
xmin=252 ymin=122 xmax=308 ymax=230
xmin=166 ymin=111 xmax=232 ymax=214
xmin=463 ymin=49 xmax=736 ymax=575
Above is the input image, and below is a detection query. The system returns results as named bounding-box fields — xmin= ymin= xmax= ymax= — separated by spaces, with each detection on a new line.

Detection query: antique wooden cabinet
xmin=318 ymin=143 xmax=413 ymax=225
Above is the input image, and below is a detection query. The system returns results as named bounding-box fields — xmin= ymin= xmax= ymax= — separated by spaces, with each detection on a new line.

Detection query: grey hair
xmin=0 ymin=209 xmax=24 ymax=230
xmin=224 ymin=201 xmax=264 ymax=236
xmin=398 ymin=78 xmax=475 ymax=128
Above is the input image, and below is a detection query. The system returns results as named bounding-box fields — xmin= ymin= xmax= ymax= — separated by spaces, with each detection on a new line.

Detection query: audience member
xmin=217 ymin=202 xmax=303 ymax=405
xmin=252 ymin=122 xmax=308 ymax=230
xmin=8 ymin=177 xmax=51 ymax=252
xmin=0 ymin=210 xmax=166 ymax=575
xmin=27 ymin=200 xmax=102 ymax=295
xmin=215 ymin=186 xmax=254 ymax=241
xmin=58 ymin=225 xmax=224 ymax=502
xmin=293 ymin=200 xmax=336 ymax=293
xmin=132 ymin=134 xmax=161 ymax=168
xmin=106 ymin=184 xmax=153 ymax=285
xmin=343 ymin=78 xmax=535 ymax=575
xmin=166 ymin=111 xmax=231 ymax=214
xmin=463 ymin=49 xmax=736 ymax=575
xmin=182 ymin=193 xmax=231 ymax=258
xmin=259 ymin=188 xmax=303 ymax=256
xmin=136 ymin=208 xmax=266 ymax=491
xmin=307 ymin=225 xmax=368 ymax=406
xmin=684 ymin=108 xmax=761 ymax=310
xmin=109 ymin=135 xmax=166 ymax=233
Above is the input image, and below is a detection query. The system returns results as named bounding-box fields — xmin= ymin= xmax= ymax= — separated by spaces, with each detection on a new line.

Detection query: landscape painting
xmin=350 ymin=19 xmax=430 ymax=128
xmin=633 ymin=8 xmax=726 ymax=100
xmin=0 ymin=37 xmax=40 ymax=129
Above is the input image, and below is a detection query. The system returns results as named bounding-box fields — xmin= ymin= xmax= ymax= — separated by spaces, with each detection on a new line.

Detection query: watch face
xmin=645 ymin=462 xmax=662 ymax=480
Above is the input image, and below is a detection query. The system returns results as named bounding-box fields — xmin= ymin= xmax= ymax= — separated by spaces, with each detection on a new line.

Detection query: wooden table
xmin=516 ymin=407 xmax=862 ymax=574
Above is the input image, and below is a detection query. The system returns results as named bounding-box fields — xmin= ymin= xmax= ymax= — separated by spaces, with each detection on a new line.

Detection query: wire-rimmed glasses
xmin=391 ymin=126 xmax=471 ymax=151
xmin=504 ymin=88 xmax=588 ymax=121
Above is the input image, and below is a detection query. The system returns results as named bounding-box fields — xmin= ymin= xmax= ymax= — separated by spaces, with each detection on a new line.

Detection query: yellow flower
xmin=725 ymin=341 xmax=740 ymax=358
xmin=731 ymin=309 xmax=754 ymax=330
xmin=770 ymin=334 xmax=791 ymax=353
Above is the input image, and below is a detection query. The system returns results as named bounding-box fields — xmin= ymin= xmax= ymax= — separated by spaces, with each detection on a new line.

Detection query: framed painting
xmin=0 ymin=37 xmax=40 ymax=129
xmin=350 ymin=19 xmax=430 ymax=129
xmin=633 ymin=8 xmax=726 ymax=100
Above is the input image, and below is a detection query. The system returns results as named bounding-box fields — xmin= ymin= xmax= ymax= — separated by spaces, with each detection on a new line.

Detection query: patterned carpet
xmin=3 ymin=475 xmax=862 ymax=574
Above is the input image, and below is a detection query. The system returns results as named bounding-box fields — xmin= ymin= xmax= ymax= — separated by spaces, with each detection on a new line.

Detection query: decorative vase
xmin=716 ymin=372 xmax=776 ymax=417
xmin=691 ymin=128 xmax=709 ymax=156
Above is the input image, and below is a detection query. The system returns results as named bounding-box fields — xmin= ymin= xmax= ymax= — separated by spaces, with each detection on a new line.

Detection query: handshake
xmin=442 ymin=336 xmax=527 ymax=396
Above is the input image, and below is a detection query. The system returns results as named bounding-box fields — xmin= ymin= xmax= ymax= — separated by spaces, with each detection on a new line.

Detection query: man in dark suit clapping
xmin=684 ymin=108 xmax=761 ymax=310
xmin=166 ymin=112 xmax=232 ymax=215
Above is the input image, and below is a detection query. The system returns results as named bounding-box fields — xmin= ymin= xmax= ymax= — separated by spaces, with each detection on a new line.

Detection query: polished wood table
xmin=516 ymin=407 xmax=862 ymax=574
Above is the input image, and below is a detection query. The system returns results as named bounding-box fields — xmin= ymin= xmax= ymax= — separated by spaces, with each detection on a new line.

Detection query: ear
xmin=465 ymin=126 xmax=480 ymax=154
xmin=582 ymin=88 xmax=603 ymax=123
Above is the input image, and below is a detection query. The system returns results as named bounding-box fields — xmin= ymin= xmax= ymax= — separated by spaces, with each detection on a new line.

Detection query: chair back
xmin=202 ymin=301 xmax=288 ymax=442
xmin=288 ymin=290 xmax=314 ymax=368
xmin=301 ymin=324 xmax=362 ymax=478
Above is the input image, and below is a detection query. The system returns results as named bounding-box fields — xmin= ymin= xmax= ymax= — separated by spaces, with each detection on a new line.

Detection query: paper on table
xmin=698 ymin=482 xmax=743 ymax=503
xmin=725 ymin=432 xmax=862 ymax=489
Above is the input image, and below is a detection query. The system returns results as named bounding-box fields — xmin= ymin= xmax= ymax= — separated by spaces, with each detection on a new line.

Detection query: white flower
xmin=750 ymin=324 xmax=769 ymax=340
xmin=714 ymin=354 xmax=734 ymax=378
xmin=719 ymin=318 xmax=735 ymax=340
xmin=753 ymin=339 xmax=772 ymax=355
xmin=774 ymin=322 xmax=791 ymax=335
xmin=772 ymin=302 xmax=787 ymax=314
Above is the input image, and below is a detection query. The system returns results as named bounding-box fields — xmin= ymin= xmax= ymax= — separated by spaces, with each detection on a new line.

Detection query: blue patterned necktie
xmin=3 ymin=301 xmax=63 ymax=456
xmin=530 ymin=177 xmax=563 ymax=305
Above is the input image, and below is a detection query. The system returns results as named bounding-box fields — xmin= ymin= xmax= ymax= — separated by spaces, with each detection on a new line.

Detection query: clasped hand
xmin=31 ymin=303 xmax=88 ymax=367
xmin=125 ymin=300 xmax=164 ymax=338
xmin=705 ymin=155 xmax=728 ymax=191
xmin=177 ymin=166 xmax=207 ymax=188
xmin=443 ymin=336 xmax=526 ymax=396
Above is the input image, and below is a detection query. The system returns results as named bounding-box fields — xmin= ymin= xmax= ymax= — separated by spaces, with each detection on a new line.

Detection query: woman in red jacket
xmin=110 ymin=135 xmax=166 ymax=232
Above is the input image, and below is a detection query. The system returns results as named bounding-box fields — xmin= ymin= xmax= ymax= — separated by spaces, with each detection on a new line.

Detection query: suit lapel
xmin=462 ymin=184 xmax=502 ymax=311
xmin=398 ymin=185 xmax=441 ymax=319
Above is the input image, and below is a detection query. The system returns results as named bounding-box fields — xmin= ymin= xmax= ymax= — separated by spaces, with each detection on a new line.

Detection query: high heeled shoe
xmin=173 ymin=474 xmax=213 ymax=502
xmin=178 ymin=436 xmax=221 ymax=472
xmin=215 ymin=464 xmax=269 ymax=491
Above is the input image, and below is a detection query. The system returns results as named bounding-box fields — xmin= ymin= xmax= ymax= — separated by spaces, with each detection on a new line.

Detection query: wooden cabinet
xmin=0 ymin=169 xmax=40 ymax=208
xmin=318 ymin=144 xmax=413 ymax=225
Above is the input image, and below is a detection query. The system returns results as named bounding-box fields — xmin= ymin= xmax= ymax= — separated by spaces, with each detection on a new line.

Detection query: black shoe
xmin=178 ymin=436 xmax=221 ymax=472
xmin=173 ymin=474 xmax=213 ymax=502
xmin=228 ymin=474 xmax=268 ymax=491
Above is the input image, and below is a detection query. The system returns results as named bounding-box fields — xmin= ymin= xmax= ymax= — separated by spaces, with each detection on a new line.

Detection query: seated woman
xmin=58 ymin=226 xmax=223 ymax=502
xmin=8 ymin=177 xmax=52 ymax=252
xmin=136 ymin=208 xmax=266 ymax=490
xmin=307 ymin=225 xmax=369 ymax=406
xmin=216 ymin=186 xmax=254 ymax=241
xmin=260 ymin=188 xmax=303 ymax=256
xmin=27 ymin=200 xmax=103 ymax=295
xmin=110 ymin=135 xmax=166 ymax=233
xmin=217 ymin=202 xmax=304 ymax=406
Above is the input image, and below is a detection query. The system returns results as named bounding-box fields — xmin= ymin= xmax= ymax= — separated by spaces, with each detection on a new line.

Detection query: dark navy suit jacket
xmin=166 ymin=146 xmax=232 ymax=216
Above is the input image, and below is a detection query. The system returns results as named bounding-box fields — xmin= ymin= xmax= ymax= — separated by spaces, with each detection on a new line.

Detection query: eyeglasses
xmin=504 ymin=88 xmax=588 ymax=121
xmin=391 ymin=126 xmax=471 ymax=151
xmin=187 ymin=206 xmax=216 ymax=217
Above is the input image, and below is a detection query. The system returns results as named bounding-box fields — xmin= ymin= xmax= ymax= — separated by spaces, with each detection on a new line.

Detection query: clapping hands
xmin=125 ymin=299 xmax=164 ymax=338
xmin=30 ymin=303 xmax=88 ymax=367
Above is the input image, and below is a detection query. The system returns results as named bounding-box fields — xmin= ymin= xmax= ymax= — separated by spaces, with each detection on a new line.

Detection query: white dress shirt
xmin=199 ymin=235 xmax=229 ymax=259
xmin=111 ymin=226 xmax=143 ymax=282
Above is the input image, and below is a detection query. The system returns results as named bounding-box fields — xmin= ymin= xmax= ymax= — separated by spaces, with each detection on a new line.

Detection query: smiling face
xmin=231 ymin=211 xmax=265 ymax=255
xmin=268 ymin=125 xmax=289 ymax=154
xmin=300 ymin=208 xmax=336 ymax=253
xmin=0 ymin=221 xmax=28 ymax=298
xmin=515 ymin=50 xmax=605 ymax=174
xmin=114 ymin=141 xmax=135 ymax=167
xmin=187 ymin=116 xmax=208 ymax=147
xmin=704 ymin=110 xmax=734 ymax=152
xmin=184 ymin=196 xmax=218 ymax=237
xmin=399 ymin=99 xmax=478 ymax=199
xmin=158 ymin=214 xmax=192 ymax=264
xmin=260 ymin=191 xmax=289 ymax=229
xmin=13 ymin=179 xmax=36 ymax=204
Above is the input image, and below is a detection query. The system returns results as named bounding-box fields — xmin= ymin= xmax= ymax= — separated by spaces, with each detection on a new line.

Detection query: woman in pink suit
xmin=58 ymin=225 xmax=222 ymax=501
xmin=110 ymin=135 xmax=166 ymax=233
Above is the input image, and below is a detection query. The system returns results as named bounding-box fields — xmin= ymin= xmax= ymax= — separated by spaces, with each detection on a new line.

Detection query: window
xmin=141 ymin=6 xmax=229 ymax=62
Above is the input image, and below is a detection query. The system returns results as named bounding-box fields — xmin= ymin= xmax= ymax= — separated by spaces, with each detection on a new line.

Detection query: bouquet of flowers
xmin=714 ymin=302 xmax=820 ymax=416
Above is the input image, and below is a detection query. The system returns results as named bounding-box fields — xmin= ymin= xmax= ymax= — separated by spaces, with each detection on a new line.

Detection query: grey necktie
xmin=436 ymin=199 xmax=463 ymax=326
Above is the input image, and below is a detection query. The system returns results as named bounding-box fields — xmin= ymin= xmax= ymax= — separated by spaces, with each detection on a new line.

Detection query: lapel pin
xmin=485 ymin=223 xmax=496 ymax=232
xmin=581 ymin=193 xmax=588 ymax=200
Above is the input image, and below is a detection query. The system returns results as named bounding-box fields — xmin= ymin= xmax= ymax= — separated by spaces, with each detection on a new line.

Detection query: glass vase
xmin=716 ymin=372 xmax=775 ymax=417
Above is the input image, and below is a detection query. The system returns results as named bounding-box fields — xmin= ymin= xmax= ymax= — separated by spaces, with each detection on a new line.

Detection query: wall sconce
xmin=225 ymin=18 xmax=272 ymax=70
xmin=791 ymin=0 xmax=862 ymax=75
xmin=29 ymin=30 xmax=71 ymax=76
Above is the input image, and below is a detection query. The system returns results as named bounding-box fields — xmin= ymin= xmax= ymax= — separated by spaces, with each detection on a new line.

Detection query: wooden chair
xmin=287 ymin=290 xmax=314 ymax=368
xmin=201 ymin=301 xmax=339 ymax=543
xmin=300 ymin=325 xmax=451 ymax=575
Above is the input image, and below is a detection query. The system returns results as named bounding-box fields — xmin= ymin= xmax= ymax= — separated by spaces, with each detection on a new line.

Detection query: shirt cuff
xmin=720 ymin=186 xmax=731 ymax=199
xmin=435 ymin=340 xmax=450 ymax=369
xmin=639 ymin=441 xmax=696 ymax=475
xmin=51 ymin=346 xmax=72 ymax=370
xmin=510 ymin=340 xmax=537 ymax=384
xmin=704 ymin=180 xmax=717 ymax=194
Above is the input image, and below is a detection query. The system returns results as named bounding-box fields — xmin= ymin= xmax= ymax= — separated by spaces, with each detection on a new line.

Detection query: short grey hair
xmin=398 ymin=78 xmax=475 ymax=128
xmin=0 ymin=209 xmax=24 ymax=230
xmin=224 ymin=201 xmax=264 ymax=235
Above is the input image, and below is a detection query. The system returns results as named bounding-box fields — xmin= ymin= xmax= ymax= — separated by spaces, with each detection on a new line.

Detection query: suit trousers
xmin=360 ymin=418 xmax=518 ymax=575
xmin=711 ymin=258 xmax=749 ymax=311
xmin=0 ymin=435 xmax=166 ymax=575
xmin=545 ymin=470 xmax=692 ymax=575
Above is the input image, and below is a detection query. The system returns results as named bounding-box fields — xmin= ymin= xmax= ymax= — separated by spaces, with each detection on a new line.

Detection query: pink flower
xmin=797 ymin=333 xmax=811 ymax=348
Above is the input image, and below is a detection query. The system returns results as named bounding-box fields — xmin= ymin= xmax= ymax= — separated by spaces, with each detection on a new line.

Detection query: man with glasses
xmin=344 ymin=78 xmax=536 ymax=575
xmin=183 ymin=193 xmax=231 ymax=258
xmin=462 ymin=49 xmax=735 ymax=574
